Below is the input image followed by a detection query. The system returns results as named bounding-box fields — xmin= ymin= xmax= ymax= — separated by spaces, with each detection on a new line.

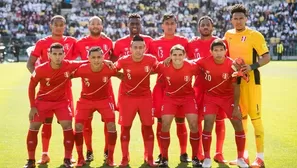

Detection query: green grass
xmin=0 ymin=61 xmax=296 ymax=168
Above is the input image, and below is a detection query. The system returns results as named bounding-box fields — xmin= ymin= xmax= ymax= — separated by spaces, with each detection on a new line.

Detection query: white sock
xmin=42 ymin=152 xmax=48 ymax=155
xmin=257 ymin=153 xmax=264 ymax=160
xmin=243 ymin=150 xmax=249 ymax=158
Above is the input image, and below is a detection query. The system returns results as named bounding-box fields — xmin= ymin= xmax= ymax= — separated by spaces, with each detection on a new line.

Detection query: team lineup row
xmin=24 ymin=4 xmax=270 ymax=168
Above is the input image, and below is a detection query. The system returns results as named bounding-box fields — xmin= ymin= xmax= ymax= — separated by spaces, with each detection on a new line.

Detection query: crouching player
xmin=71 ymin=46 xmax=118 ymax=167
xmin=195 ymin=39 xmax=249 ymax=168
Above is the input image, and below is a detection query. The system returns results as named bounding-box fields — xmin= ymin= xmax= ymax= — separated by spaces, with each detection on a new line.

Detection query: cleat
xmin=198 ymin=154 xmax=205 ymax=162
xmin=154 ymin=154 xmax=162 ymax=164
xmin=76 ymin=158 xmax=86 ymax=167
xmin=237 ymin=158 xmax=249 ymax=168
xmin=250 ymin=157 xmax=265 ymax=168
xmin=229 ymin=157 xmax=249 ymax=165
xmin=192 ymin=156 xmax=202 ymax=167
xmin=119 ymin=157 xmax=129 ymax=167
xmin=106 ymin=159 xmax=117 ymax=167
xmin=36 ymin=154 xmax=50 ymax=164
xmin=24 ymin=159 xmax=36 ymax=168
xmin=63 ymin=158 xmax=74 ymax=168
xmin=71 ymin=157 xmax=76 ymax=163
xmin=213 ymin=153 xmax=227 ymax=163
xmin=158 ymin=157 xmax=169 ymax=167
xmin=180 ymin=153 xmax=191 ymax=163
xmin=144 ymin=159 xmax=158 ymax=167
xmin=104 ymin=150 xmax=108 ymax=160
xmin=86 ymin=150 xmax=94 ymax=162
xmin=202 ymin=158 xmax=212 ymax=168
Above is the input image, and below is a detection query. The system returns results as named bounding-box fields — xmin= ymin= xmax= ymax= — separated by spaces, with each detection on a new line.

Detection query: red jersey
xmin=149 ymin=35 xmax=188 ymax=61
xmin=187 ymin=36 xmax=219 ymax=59
xmin=113 ymin=34 xmax=153 ymax=58
xmin=31 ymin=36 xmax=77 ymax=63
xmin=72 ymin=63 xmax=116 ymax=100
xmin=115 ymin=54 xmax=158 ymax=97
xmin=155 ymin=60 xmax=198 ymax=98
xmin=29 ymin=60 xmax=85 ymax=107
xmin=74 ymin=35 xmax=113 ymax=60
xmin=194 ymin=56 xmax=235 ymax=97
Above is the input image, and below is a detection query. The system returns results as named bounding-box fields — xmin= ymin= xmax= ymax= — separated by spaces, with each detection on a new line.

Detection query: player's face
xmin=170 ymin=49 xmax=185 ymax=66
xmin=198 ymin=19 xmax=213 ymax=36
xmin=50 ymin=19 xmax=66 ymax=36
xmin=88 ymin=51 xmax=103 ymax=67
xmin=162 ymin=18 xmax=177 ymax=36
xmin=88 ymin=18 xmax=103 ymax=36
xmin=131 ymin=41 xmax=145 ymax=59
xmin=49 ymin=48 xmax=65 ymax=65
xmin=128 ymin=18 xmax=141 ymax=36
xmin=231 ymin=12 xmax=247 ymax=31
xmin=210 ymin=46 xmax=226 ymax=62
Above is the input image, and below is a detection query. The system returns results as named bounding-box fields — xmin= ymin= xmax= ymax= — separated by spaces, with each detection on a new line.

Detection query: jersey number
xmin=127 ymin=73 xmax=132 ymax=80
xmin=204 ymin=73 xmax=212 ymax=81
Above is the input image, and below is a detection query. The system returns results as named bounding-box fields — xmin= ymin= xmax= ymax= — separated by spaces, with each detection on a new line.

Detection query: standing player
xmin=115 ymin=35 xmax=157 ymax=167
xmin=72 ymin=46 xmax=117 ymax=167
xmin=224 ymin=4 xmax=270 ymax=167
xmin=149 ymin=13 xmax=190 ymax=163
xmin=26 ymin=15 xmax=77 ymax=165
xmin=195 ymin=39 xmax=248 ymax=168
xmin=187 ymin=16 xmax=227 ymax=163
xmin=74 ymin=16 xmax=115 ymax=162
xmin=24 ymin=43 xmax=85 ymax=168
xmin=112 ymin=13 xmax=153 ymax=61
xmin=156 ymin=45 xmax=200 ymax=167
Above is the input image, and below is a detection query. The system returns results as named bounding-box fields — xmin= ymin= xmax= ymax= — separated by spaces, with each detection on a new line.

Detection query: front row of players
xmin=25 ymin=36 xmax=249 ymax=168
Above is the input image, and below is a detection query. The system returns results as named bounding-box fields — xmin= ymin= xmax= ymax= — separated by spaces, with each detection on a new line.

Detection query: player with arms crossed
xmin=74 ymin=16 xmax=115 ymax=162
xmin=156 ymin=45 xmax=201 ymax=168
xmin=26 ymin=15 xmax=77 ymax=164
xmin=187 ymin=16 xmax=228 ymax=163
xmin=72 ymin=46 xmax=118 ymax=167
xmin=224 ymin=4 xmax=270 ymax=167
xmin=115 ymin=35 xmax=157 ymax=167
xmin=194 ymin=39 xmax=248 ymax=168
xmin=149 ymin=13 xmax=190 ymax=163
xmin=24 ymin=43 xmax=86 ymax=168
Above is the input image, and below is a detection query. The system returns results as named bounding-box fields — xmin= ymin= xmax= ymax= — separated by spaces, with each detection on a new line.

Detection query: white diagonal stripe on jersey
xmin=207 ymin=76 xmax=231 ymax=93
xmin=126 ymin=68 xmax=152 ymax=94
xmin=38 ymin=78 xmax=68 ymax=97
xmin=166 ymin=80 xmax=191 ymax=95
xmin=82 ymin=78 xmax=110 ymax=96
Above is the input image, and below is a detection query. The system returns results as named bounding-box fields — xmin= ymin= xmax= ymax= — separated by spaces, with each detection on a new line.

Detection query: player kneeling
xmin=72 ymin=47 xmax=117 ymax=167
xmin=194 ymin=39 xmax=249 ymax=168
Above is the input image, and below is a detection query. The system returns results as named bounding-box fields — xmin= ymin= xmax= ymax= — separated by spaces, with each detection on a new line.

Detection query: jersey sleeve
xmin=71 ymin=65 xmax=83 ymax=78
xmin=151 ymin=56 xmax=159 ymax=70
xmin=69 ymin=60 xmax=88 ymax=71
xmin=72 ymin=41 xmax=82 ymax=60
xmin=30 ymin=40 xmax=43 ymax=58
xmin=113 ymin=41 xmax=121 ymax=58
xmin=115 ymin=58 xmax=122 ymax=70
xmin=154 ymin=62 xmax=164 ymax=73
xmin=186 ymin=40 xmax=195 ymax=60
xmin=252 ymin=31 xmax=269 ymax=56
xmin=28 ymin=69 xmax=41 ymax=107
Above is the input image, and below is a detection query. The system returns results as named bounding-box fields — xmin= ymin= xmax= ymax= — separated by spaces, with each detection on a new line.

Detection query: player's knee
xmin=44 ymin=117 xmax=53 ymax=123
xmin=60 ymin=120 xmax=73 ymax=130
xmin=29 ymin=122 xmax=42 ymax=130
xmin=75 ymin=123 xmax=83 ymax=132
xmin=252 ymin=118 xmax=264 ymax=135
xmin=106 ymin=122 xmax=116 ymax=132
xmin=188 ymin=121 xmax=198 ymax=133
xmin=157 ymin=118 xmax=162 ymax=123
xmin=203 ymin=116 xmax=215 ymax=131
xmin=161 ymin=121 xmax=171 ymax=132
xmin=175 ymin=117 xmax=185 ymax=123
xmin=231 ymin=119 xmax=243 ymax=132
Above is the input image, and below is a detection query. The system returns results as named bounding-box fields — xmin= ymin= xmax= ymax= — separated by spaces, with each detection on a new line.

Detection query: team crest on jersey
xmin=144 ymin=66 xmax=150 ymax=72
xmin=222 ymin=73 xmax=229 ymax=80
xmin=85 ymin=46 xmax=90 ymax=50
xmin=84 ymin=78 xmax=90 ymax=87
xmin=64 ymin=43 xmax=69 ymax=50
xmin=241 ymin=36 xmax=247 ymax=42
xmin=102 ymin=76 xmax=108 ymax=83
xmin=45 ymin=78 xmax=50 ymax=86
xmin=103 ymin=44 xmax=108 ymax=51
xmin=184 ymin=76 xmax=190 ymax=82
xmin=126 ymin=69 xmax=131 ymax=73
xmin=64 ymin=72 xmax=70 ymax=78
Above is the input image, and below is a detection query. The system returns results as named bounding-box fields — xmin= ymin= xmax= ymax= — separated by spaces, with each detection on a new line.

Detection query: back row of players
xmin=24 ymin=4 xmax=270 ymax=168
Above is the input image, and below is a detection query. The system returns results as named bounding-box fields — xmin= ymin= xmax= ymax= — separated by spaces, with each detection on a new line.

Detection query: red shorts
xmin=161 ymin=96 xmax=198 ymax=116
xmin=152 ymin=83 xmax=165 ymax=118
xmin=66 ymin=85 xmax=74 ymax=116
xmin=32 ymin=100 xmax=72 ymax=122
xmin=75 ymin=98 xmax=115 ymax=124
xmin=108 ymin=81 xmax=118 ymax=111
xmin=203 ymin=93 xmax=235 ymax=119
xmin=118 ymin=95 xmax=154 ymax=126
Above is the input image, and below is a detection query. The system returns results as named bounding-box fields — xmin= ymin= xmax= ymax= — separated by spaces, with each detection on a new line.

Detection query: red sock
xmin=198 ymin=119 xmax=204 ymax=159
xmin=156 ymin=121 xmax=162 ymax=155
xmin=120 ymin=126 xmax=131 ymax=159
xmin=235 ymin=131 xmax=246 ymax=158
xmin=63 ymin=129 xmax=74 ymax=159
xmin=107 ymin=131 xmax=117 ymax=161
xmin=83 ymin=117 xmax=93 ymax=152
xmin=74 ymin=131 xmax=84 ymax=159
xmin=160 ymin=131 xmax=170 ymax=159
xmin=41 ymin=123 xmax=52 ymax=153
xmin=176 ymin=122 xmax=187 ymax=154
xmin=141 ymin=125 xmax=147 ymax=159
xmin=215 ymin=119 xmax=225 ymax=154
xmin=104 ymin=122 xmax=108 ymax=152
xmin=27 ymin=129 xmax=38 ymax=160
xmin=190 ymin=132 xmax=199 ymax=159
xmin=202 ymin=131 xmax=212 ymax=158
xmin=142 ymin=125 xmax=154 ymax=161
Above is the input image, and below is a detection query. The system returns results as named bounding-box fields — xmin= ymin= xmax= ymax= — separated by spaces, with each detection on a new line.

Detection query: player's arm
xmin=112 ymin=60 xmax=124 ymax=80
xmin=110 ymin=41 xmax=120 ymax=62
xmin=232 ymin=81 xmax=242 ymax=120
xmin=27 ymin=40 xmax=44 ymax=73
xmin=27 ymin=56 xmax=38 ymax=73
xmin=28 ymin=70 xmax=40 ymax=121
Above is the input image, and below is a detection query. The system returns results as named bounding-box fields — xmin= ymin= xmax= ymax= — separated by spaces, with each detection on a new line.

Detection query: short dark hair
xmin=49 ymin=43 xmax=64 ymax=53
xmin=50 ymin=15 xmax=66 ymax=24
xmin=88 ymin=46 xmax=103 ymax=56
xmin=198 ymin=16 xmax=214 ymax=26
xmin=170 ymin=44 xmax=185 ymax=55
xmin=231 ymin=4 xmax=248 ymax=17
xmin=128 ymin=13 xmax=141 ymax=20
xmin=132 ymin=35 xmax=144 ymax=42
xmin=210 ymin=39 xmax=226 ymax=51
xmin=162 ymin=13 xmax=177 ymax=23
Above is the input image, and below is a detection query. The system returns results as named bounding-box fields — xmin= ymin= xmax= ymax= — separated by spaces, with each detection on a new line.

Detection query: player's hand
xmin=29 ymin=107 xmax=39 ymax=121
xmin=232 ymin=106 xmax=242 ymax=120
xmin=103 ymin=60 xmax=115 ymax=69
xmin=163 ymin=57 xmax=172 ymax=67
xmin=241 ymin=64 xmax=252 ymax=73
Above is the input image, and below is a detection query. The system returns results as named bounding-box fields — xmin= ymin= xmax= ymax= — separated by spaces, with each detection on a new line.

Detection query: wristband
xmin=250 ymin=62 xmax=260 ymax=70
